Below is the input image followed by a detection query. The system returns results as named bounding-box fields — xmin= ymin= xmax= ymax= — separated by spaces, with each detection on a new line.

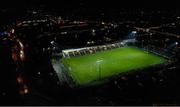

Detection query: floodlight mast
xmin=97 ymin=59 xmax=103 ymax=80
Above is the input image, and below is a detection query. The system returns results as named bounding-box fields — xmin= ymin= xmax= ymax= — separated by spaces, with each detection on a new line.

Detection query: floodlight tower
xmin=175 ymin=42 xmax=178 ymax=48
xmin=97 ymin=59 xmax=103 ymax=80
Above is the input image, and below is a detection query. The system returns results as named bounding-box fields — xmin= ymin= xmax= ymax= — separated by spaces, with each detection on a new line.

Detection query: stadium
xmin=44 ymin=20 xmax=178 ymax=105
xmin=51 ymin=41 xmax=169 ymax=87
xmin=0 ymin=9 xmax=179 ymax=105
xmin=47 ymin=22 xmax=176 ymax=89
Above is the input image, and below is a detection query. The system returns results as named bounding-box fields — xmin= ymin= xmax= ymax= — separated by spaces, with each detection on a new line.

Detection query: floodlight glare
xmin=132 ymin=31 xmax=137 ymax=34
xmin=175 ymin=42 xmax=178 ymax=45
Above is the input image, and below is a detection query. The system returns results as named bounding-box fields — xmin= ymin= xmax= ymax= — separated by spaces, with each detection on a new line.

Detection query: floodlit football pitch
xmin=61 ymin=47 xmax=167 ymax=86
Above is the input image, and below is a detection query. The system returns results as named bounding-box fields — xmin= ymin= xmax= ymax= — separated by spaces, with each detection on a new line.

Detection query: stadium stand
xmin=62 ymin=42 xmax=125 ymax=58
xmin=61 ymin=39 xmax=137 ymax=58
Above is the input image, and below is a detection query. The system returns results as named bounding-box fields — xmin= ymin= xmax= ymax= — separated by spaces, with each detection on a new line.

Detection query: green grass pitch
xmin=61 ymin=47 xmax=167 ymax=86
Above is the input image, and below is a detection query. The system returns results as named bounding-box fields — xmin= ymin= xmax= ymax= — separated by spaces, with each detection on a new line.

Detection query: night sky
xmin=0 ymin=0 xmax=179 ymax=10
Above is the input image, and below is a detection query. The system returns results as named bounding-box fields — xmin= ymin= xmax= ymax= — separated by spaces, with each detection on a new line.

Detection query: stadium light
xmin=97 ymin=59 xmax=103 ymax=80
xmin=120 ymin=42 xmax=124 ymax=45
xmin=132 ymin=31 xmax=137 ymax=34
xmin=175 ymin=42 xmax=178 ymax=45
xmin=50 ymin=41 xmax=55 ymax=45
